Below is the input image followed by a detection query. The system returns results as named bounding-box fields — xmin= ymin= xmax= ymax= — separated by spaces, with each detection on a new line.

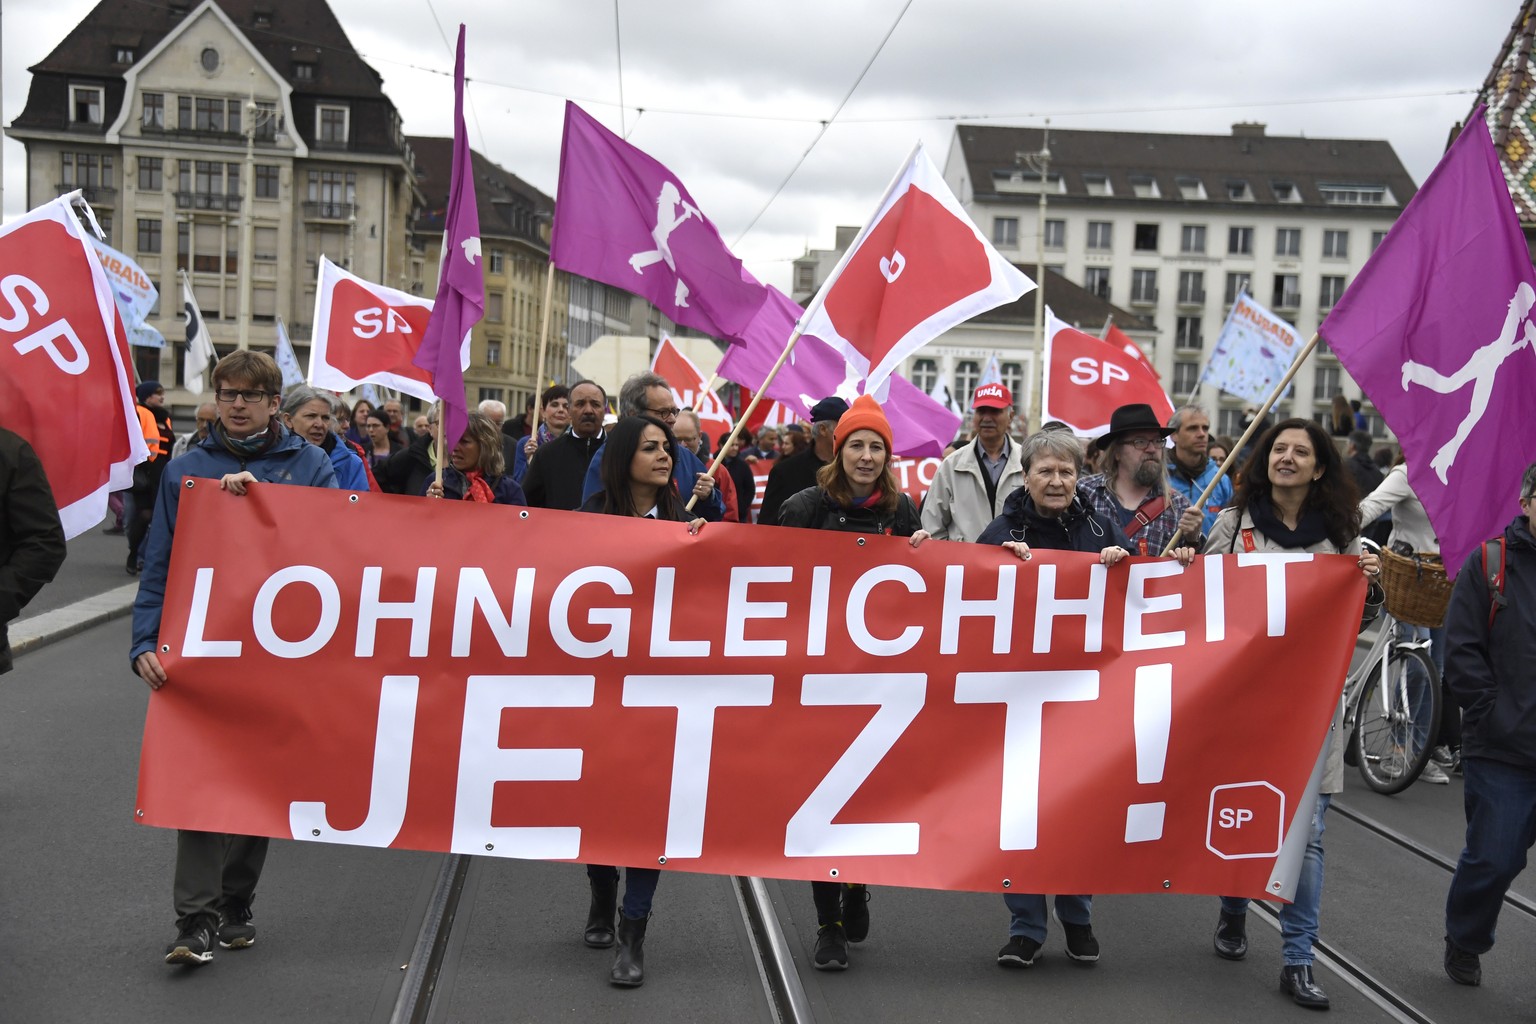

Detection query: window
xmin=490 ymin=249 xmax=506 ymax=274
xmin=794 ymin=263 xmax=815 ymax=293
xmin=1224 ymin=271 xmax=1251 ymax=304
xmin=910 ymin=358 xmax=938 ymax=393
xmin=1175 ymin=316 xmax=1202 ymax=350
xmin=1225 ymin=180 xmax=1252 ymax=201
xmin=177 ymin=221 xmax=189 ymax=271
xmin=70 ymin=86 xmax=104 ymax=125
xmin=486 ymin=292 xmax=504 ymax=322
xmin=200 ymin=47 xmax=221 ymax=72
xmin=1228 ymin=226 xmax=1253 ymax=255
xmin=1083 ymin=174 xmax=1112 ymax=196
xmin=1314 ymin=366 xmax=1342 ymax=402
xmin=252 ymin=101 xmax=278 ymax=142
xmin=115 ymin=47 xmax=136 ymax=64
xmin=1217 ymin=408 xmax=1246 ymax=436
xmin=138 ymin=156 xmax=162 ymax=191
xmin=1130 ymin=174 xmax=1159 ymax=199
xmin=61 ymin=152 xmax=113 ymax=189
xmin=1319 ymin=275 xmax=1346 ymax=309
xmin=137 ymin=218 xmax=162 ymax=254
xmin=1130 ymin=269 xmax=1158 ymax=304
xmin=1271 ymin=181 xmax=1299 ymax=203
xmin=1173 ymin=362 xmax=1200 ymax=395
xmin=1322 ymin=229 xmax=1349 ymax=259
xmin=1176 ymin=176 xmax=1205 ymax=200
xmin=1084 ymin=267 xmax=1110 ymax=300
xmin=1180 ymin=224 xmax=1206 ymax=254
xmin=195 ymin=160 xmax=225 ymax=194
xmin=142 ymin=92 xmax=164 ymax=129
xmin=1272 ymin=274 xmax=1300 ymax=309
xmin=955 ymin=360 xmax=981 ymax=397
xmin=1177 ymin=270 xmax=1205 ymax=304
xmin=1043 ymin=219 xmax=1065 ymax=249
xmin=1133 ymin=223 xmax=1159 ymax=252
xmin=307 ymin=170 xmax=355 ymax=215
xmin=294 ymin=62 xmax=315 ymax=81
xmin=318 ymin=105 xmax=349 ymax=144
xmin=486 ymin=341 xmax=501 ymax=367
xmin=477 ymin=387 xmax=504 ymax=404
xmin=1001 ymin=362 xmax=1025 ymax=402
xmin=992 ymin=217 xmax=1018 ymax=247
xmin=195 ymin=97 xmax=225 ymax=133
xmin=254 ymin=165 xmax=279 ymax=199
xmin=1319 ymin=183 xmax=1388 ymax=205
xmin=1371 ymin=230 xmax=1389 ymax=252
xmin=1275 ymin=228 xmax=1301 ymax=257
xmin=1086 ymin=221 xmax=1113 ymax=250
xmin=253 ymin=226 xmax=277 ymax=261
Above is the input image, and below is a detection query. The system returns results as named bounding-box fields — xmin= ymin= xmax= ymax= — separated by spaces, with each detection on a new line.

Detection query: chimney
xmin=834 ymin=225 xmax=860 ymax=249
xmin=1232 ymin=123 xmax=1267 ymax=138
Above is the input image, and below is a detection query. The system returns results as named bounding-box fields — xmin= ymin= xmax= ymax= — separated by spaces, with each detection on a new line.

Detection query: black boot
xmin=610 ymin=913 xmax=648 ymax=987
xmin=584 ymin=873 xmax=618 ymax=948
xmin=1280 ymin=964 xmax=1329 ymax=1009
xmin=1213 ymin=910 xmax=1248 ymax=960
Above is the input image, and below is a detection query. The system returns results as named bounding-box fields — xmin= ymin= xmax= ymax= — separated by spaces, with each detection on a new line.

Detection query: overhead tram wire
xmin=615 ymin=0 xmax=629 ymax=139
xmin=420 ymin=0 xmax=489 ymax=155
xmin=728 ymin=0 xmax=918 ymax=248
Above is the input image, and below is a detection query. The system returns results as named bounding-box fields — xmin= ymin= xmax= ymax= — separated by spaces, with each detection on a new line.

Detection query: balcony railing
xmin=1177 ymin=289 xmax=1207 ymax=306
xmin=175 ymin=191 xmax=242 ymax=211
xmin=1274 ymin=292 xmax=1302 ymax=309
xmin=57 ymin=183 xmax=117 ymax=204
xmin=304 ymin=201 xmax=356 ymax=221
xmin=1130 ymin=287 xmax=1158 ymax=305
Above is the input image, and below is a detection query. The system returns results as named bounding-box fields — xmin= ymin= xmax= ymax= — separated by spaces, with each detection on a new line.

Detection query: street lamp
xmin=1016 ymin=122 xmax=1051 ymax=432
xmin=237 ymin=72 xmax=279 ymax=351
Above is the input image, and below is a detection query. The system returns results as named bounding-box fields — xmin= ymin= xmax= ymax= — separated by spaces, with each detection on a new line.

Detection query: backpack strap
xmin=1122 ymin=494 xmax=1168 ymax=539
xmin=1484 ymin=537 xmax=1508 ymax=629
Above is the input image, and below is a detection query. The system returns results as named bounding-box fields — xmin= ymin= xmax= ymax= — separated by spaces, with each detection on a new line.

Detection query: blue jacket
xmin=325 ymin=434 xmax=370 ymax=491
xmin=580 ymin=441 xmax=724 ymax=521
xmin=1167 ymin=456 xmax=1234 ymax=535
xmin=419 ymin=465 xmax=526 ymax=506
xmin=976 ymin=486 xmax=1130 ymax=553
xmin=130 ymin=427 xmax=337 ymax=664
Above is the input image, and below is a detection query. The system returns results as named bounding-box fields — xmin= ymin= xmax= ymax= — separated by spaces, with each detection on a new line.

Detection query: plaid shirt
xmin=1078 ymin=474 xmax=1196 ymax=556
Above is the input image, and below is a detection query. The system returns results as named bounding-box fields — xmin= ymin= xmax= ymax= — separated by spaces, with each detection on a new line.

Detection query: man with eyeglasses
xmin=1079 ymin=403 xmax=1202 ymax=557
xmin=580 ymin=372 xmax=723 ymax=520
xmin=1442 ymin=461 xmax=1536 ymax=989
xmin=130 ymin=350 xmax=336 ymax=969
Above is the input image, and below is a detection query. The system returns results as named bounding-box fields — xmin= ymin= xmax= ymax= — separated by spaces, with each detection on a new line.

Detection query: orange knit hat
xmin=833 ymin=394 xmax=894 ymax=453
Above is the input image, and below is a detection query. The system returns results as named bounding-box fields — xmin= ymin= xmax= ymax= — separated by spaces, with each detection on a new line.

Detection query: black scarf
xmin=1248 ymin=493 xmax=1330 ymax=549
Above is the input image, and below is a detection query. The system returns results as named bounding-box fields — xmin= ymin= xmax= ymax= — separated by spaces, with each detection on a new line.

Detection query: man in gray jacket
xmin=920 ymin=383 xmax=1024 ymax=543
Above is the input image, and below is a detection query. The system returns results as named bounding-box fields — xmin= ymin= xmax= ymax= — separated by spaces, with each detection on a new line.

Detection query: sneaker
xmin=1444 ymin=937 xmax=1482 ymax=986
xmin=1418 ymin=761 xmax=1451 ymax=785
xmin=841 ymin=884 xmax=870 ymax=943
xmin=1430 ymin=746 xmax=1455 ymax=769
xmin=813 ymin=923 xmax=848 ymax=971
xmin=164 ymin=915 xmax=216 ymax=966
xmin=1379 ymin=751 xmax=1406 ymax=780
xmin=996 ymin=935 xmax=1041 ymax=968
xmin=1057 ymin=919 xmax=1100 ymax=962
xmin=218 ymin=899 xmax=256 ymax=949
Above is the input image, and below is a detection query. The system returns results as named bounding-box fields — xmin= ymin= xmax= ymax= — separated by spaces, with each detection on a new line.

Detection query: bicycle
xmin=1341 ymin=541 xmax=1443 ymax=794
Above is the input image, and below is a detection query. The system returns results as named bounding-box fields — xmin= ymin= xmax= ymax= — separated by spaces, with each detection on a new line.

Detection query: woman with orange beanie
xmin=776 ymin=393 xmax=929 ymax=971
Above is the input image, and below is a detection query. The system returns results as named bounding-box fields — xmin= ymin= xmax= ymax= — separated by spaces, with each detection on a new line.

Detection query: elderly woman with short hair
xmin=282 ymin=385 xmax=369 ymax=491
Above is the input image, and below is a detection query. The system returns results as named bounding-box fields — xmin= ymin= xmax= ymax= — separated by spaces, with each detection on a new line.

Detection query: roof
xmin=972 ymin=266 xmax=1153 ymax=333
xmin=408 ymin=135 xmax=553 ymax=248
xmin=1465 ymin=1 xmax=1536 ymax=224
xmin=955 ymin=123 xmax=1417 ymax=211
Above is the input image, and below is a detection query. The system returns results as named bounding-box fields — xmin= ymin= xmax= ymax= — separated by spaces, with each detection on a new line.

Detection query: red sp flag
xmin=139 ymin=483 xmax=1363 ymax=899
xmin=1043 ymin=307 xmax=1173 ymax=437
xmin=309 ymin=257 xmax=437 ymax=402
xmin=1105 ymin=321 xmax=1160 ymax=380
xmin=0 ymin=197 xmax=148 ymax=537
xmin=799 ymin=144 xmax=1033 ymax=399
xmin=650 ymin=334 xmax=733 ymax=442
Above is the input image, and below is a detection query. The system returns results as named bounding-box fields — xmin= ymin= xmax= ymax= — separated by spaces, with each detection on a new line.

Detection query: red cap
xmin=972 ymin=382 xmax=1013 ymax=410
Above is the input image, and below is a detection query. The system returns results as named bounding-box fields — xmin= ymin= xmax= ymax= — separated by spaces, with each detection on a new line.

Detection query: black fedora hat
xmin=1094 ymin=403 xmax=1175 ymax=450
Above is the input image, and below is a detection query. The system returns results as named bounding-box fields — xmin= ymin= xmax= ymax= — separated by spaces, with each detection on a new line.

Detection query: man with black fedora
xmin=758 ymin=396 xmax=848 ymax=526
xmin=1080 ymin=403 xmax=1203 ymax=556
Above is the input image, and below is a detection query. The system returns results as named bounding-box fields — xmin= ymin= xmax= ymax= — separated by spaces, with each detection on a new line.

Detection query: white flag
xmin=979 ymin=354 xmax=1002 ymax=387
xmin=274 ymin=317 xmax=305 ymax=389
xmin=928 ymin=370 xmax=961 ymax=415
xmin=1199 ymin=292 xmax=1300 ymax=404
xmin=180 ymin=271 xmax=217 ymax=395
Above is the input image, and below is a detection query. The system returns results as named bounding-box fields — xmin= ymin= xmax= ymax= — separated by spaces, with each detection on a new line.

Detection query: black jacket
xmin=1446 ymin=515 xmax=1536 ymax=769
xmin=976 ymin=486 xmax=1131 ymax=553
xmin=722 ymin=453 xmax=756 ymax=523
xmin=523 ymin=430 xmax=604 ymax=511
xmin=377 ymin=432 xmax=433 ymax=497
xmin=1346 ymin=452 xmax=1384 ymax=505
xmin=758 ymin=448 xmax=826 ymax=526
xmin=776 ymin=486 xmax=922 ymax=538
xmin=1 ymin=428 xmax=67 ymax=673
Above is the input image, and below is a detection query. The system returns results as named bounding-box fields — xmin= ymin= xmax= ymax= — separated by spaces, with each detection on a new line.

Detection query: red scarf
xmin=462 ymin=470 xmax=496 ymax=504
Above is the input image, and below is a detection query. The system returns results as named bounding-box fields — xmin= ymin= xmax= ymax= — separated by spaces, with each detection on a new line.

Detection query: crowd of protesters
xmin=0 ymin=351 xmax=1489 ymax=1004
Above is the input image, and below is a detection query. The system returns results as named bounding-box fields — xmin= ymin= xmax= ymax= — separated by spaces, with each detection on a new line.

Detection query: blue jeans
xmin=587 ymin=864 xmax=660 ymax=919
xmin=1003 ymin=893 xmax=1091 ymax=943
xmin=1395 ymin=622 xmax=1442 ymax=752
xmin=1221 ymin=793 xmax=1330 ymax=966
xmin=1446 ymin=757 xmax=1536 ymax=952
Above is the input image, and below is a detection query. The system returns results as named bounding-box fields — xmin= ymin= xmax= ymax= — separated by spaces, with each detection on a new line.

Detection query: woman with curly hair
xmin=1203 ymin=417 xmax=1381 ymax=1009
xmin=422 ymin=412 xmax=525 ymax=505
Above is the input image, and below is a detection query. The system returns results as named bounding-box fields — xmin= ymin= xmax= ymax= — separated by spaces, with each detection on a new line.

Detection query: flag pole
xmin=1098 ymin=314 xmax=1113 ymax=339
xmin=527 ymin=262 xmax=557 ymax=453
xmin=1158 ymin=331 xmax=1321 ymax=556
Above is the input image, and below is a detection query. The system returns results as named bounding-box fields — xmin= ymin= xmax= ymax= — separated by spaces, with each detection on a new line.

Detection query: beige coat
xmin=920 ymin=439 xmax=1025 ymax=544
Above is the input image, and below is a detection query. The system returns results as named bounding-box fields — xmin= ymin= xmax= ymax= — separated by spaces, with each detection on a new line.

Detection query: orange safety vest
xmin=137 ymin=404 xmax=168 ymax=460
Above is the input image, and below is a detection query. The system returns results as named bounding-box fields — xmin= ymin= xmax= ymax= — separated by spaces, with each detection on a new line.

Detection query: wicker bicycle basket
xmin=1379 ymin=546 xmax=1454 ymax=627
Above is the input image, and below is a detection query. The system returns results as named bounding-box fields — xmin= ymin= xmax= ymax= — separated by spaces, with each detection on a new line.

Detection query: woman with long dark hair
xmin=776 ymin=395 xmax=929 ymax=971
xmin=1203 ymin=417 xmax=1381 ymax=1009
xmin=576 ymin=414 xmax=703 ymax=988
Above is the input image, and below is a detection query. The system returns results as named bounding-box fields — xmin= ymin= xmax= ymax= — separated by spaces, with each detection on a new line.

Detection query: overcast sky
xmin=1 ymin=0 xmax=1520 ymax=290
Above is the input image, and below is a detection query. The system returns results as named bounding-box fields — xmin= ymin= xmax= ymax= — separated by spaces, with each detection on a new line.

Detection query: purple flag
xmin=719 ymin=284 xmax=962 ymax=458
xmin=412 ymin=25 xmax=482 ymax=452
xmin=550 ymin=102 xmax=768 ymax=339
xmin=1320 ymin=106 xmax=1536 ymax=574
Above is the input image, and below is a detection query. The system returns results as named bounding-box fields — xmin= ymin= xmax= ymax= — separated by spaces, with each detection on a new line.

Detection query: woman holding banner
xmin=777 ymin=395 xmax=930 ymax=972
xmin=1203 ymin=417 xmax=1381 ymax=1009
xmin=423 ymin=413 xmax=525 ymax=506
xmin=976 ymin=427 xmax=1134 ymax=969
xmin=577 ymin=414 xmax=704 ymax=988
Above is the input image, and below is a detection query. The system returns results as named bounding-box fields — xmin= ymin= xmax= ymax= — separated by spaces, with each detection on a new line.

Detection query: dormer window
xmin=70 ymin=85 xmax=103 ymax=125
xmin=1083 ymin=173 xmax=1113 ymax=196
xmin=253 ymin=8 xmax=272 ymax=26
xmin=114 ymin=47 xmax=136 ymax=64
xmin=293 ymin=62 xmax=315 ymax=81
xmin=1319 ymin=183 xmax=1389 ymax=205
xmin=1225 ymin=180 xmax=1252 ymax=201
xmin=1271 ymin=181 xmax=1300 ymax=203
xmin=1129 ymin=174 xmax=1160 ymax=199
xmin=1176 ymin=176 xmax=1206 ymax=200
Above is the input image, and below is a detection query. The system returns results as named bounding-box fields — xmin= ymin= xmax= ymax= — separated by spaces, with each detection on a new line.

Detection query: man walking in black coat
xmin=523 ymin=380 xmax=608 ymax=511
xmin=0 ymin=427 xmax=66 ymax=674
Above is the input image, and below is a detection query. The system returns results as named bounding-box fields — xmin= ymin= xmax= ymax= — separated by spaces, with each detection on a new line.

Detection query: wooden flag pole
xmin=527 ymin=263 xmax=557 ymax=457
xmin=434 ymin=399 xmax=445 ymax=489
xmin=1158 ymin=331 xmax=1322 ymax=556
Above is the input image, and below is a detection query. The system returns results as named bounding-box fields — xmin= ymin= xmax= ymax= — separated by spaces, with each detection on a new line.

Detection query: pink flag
xmin=551 ymin=102 xmax=768 ymax=339
xmin=1042 ymin=307 xmax=1172 ymax=437
xmin=798 ymin=143 xmax=1033 ymax=399
xmin=1320 ymin=106 xmax=1536 ymax=574
xmin=411 ymin=24 xmax=482 ymax=451
xmin=650 ymin=335 xmax=734 ymax=442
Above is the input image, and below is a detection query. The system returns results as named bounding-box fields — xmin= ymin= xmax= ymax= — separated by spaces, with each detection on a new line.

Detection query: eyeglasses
xmin=215 ymin=388 xmax=271 ymax=404
xmin=646 ymin=405 xmax=681 ymax=419
xmin=1120 ymin=437 xmax=1164 ymax=451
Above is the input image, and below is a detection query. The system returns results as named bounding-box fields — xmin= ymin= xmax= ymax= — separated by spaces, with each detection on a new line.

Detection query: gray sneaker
xmin=1418 ymin=761 xmax=1451 ymax=785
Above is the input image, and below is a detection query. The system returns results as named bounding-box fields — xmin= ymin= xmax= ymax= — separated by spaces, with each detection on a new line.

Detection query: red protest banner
xmin=139 ymin=483 xmax=1362 ymax=898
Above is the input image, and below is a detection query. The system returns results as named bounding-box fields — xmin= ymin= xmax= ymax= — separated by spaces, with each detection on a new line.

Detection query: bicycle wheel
xmin=1354 ymin=644 xmax=1442 ymax=795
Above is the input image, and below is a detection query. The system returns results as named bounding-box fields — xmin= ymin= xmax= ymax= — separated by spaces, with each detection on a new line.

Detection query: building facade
xmin=944 ymin=122 xmax=1416 ymax=437
xmin=9 ymin=0 xmax=418 ymax=407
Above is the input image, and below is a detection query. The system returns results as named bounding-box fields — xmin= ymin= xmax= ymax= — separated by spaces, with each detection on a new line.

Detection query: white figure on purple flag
xmin=1401 ymin=281 xmax=1535 ymax=483
xmin=629 ymin=180 xmax=701 ymax=308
